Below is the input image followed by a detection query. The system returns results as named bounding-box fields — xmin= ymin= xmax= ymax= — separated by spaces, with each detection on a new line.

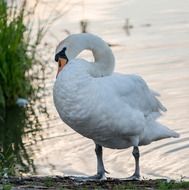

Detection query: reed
xmin=0 ymin=0 xmax=47 ymax=176
xmin=0 ymin=0 xmax=41 ymax=109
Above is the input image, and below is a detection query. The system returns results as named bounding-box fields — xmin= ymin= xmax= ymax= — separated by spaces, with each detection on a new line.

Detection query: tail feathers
xmin=140 ymin=121 xmax=179 ymax=145
xmin=169 ymin=129 xmax=180 ymax=138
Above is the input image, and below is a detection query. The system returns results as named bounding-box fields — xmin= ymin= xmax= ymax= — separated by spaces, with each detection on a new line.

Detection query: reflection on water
xmin=0 ymin=98 xmax=48 ymax=176
xmin=0 ymin=106 xmax=36 ymax=176
xmin=28 ymin=0 xmax=189 ymax=180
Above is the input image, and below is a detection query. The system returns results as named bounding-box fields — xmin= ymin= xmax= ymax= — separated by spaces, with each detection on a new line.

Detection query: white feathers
xmin=53 ymin=33 xmax=179 ymax=149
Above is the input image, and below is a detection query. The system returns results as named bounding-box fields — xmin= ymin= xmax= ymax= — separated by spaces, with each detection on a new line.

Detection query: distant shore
xmin=1 ymin=176 xmax=189 ymax=190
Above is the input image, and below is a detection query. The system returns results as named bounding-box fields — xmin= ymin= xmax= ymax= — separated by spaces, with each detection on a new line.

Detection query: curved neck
xmin=65 ymin=34 xmax=115 ymax=76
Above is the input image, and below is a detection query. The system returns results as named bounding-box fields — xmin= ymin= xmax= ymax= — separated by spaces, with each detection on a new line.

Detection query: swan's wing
xmin=90 ymin=74 xmax=167 ymax=135
xmin=108 ymin=73 xmax=167 ymax=118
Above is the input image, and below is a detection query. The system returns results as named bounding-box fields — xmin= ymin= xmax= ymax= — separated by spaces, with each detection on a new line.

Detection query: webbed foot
xmin=125 ymin=174 xmax=140 ymax=181
xmin=71 ymin=172 xmax=106 ymax=181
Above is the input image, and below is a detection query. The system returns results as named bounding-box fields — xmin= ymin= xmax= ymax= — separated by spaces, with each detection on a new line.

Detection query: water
xmin=29 ymin=0 xmax=189 ymax=179
xmin=0 ymin=106 xmax=38 ymax=175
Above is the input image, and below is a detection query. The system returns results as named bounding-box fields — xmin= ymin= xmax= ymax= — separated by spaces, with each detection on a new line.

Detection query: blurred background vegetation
xmin=0 ymin=0 xmax=47 ymax=176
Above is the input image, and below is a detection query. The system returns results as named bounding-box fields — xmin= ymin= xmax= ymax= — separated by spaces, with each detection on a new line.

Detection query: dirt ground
xmin=1 ymin=176 xmax=189 ymax=190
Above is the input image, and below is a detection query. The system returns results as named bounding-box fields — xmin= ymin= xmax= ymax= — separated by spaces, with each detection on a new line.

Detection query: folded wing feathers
xmin=124 ymin=75 xmax=167 ymax=119
xmin=150 ymin=89 xmax=167 ymax=112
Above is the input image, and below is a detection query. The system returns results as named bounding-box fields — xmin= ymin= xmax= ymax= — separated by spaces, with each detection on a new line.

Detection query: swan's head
xmin=55 ymin=33 xmax=115 ymax=77
xmin=54 ymin=34 xmax=86 ymax=77
xmin=54 ymin=47 xmax=69 ymax=78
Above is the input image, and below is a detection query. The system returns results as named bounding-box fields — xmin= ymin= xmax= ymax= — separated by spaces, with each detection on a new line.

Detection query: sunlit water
xmin=29 ymin=0 xmax=189 ymax=180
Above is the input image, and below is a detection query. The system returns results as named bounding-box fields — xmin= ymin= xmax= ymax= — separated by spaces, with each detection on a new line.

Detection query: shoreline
xmin=1 ymin=176 xmax=189 ymax=190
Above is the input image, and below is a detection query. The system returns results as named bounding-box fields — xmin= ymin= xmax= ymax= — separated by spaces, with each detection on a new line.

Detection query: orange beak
xmin=56 ymin=58 xmax=68 ymax=78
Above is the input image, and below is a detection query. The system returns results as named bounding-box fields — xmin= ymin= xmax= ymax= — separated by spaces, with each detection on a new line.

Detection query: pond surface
xmin=29 ymin=0 xmax=189 ymax=180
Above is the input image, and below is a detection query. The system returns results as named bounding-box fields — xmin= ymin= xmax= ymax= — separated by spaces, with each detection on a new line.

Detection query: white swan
xmin=53 ymin=33 xmax=179 ymax=180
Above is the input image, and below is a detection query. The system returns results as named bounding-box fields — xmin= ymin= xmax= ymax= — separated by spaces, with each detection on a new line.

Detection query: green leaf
xmin=0 ymin=85 xmax=5 ymax=108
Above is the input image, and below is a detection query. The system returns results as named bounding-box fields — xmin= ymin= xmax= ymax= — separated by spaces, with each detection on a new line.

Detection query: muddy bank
xmin=1 ymin=176 xmax=189 ymax=190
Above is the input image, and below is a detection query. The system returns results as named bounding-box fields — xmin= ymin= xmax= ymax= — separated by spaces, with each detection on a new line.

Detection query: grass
xmin=0 ymin=0 xmax=33 ymax=108
xmin=112 ymin=182 xmax=138 ymax=190
xmin=1 ymin=184 xmax=12 ymax=190
xmin=44 ymin=177 xmax=54 ymax=187
xmin=0 ymin=0 xmax=48 ymax=177
xmin=0 ymin=176 xmax=189 ymax=190
xmin=0 ymin=0 xmax=48 ymax=108
xmin=158 ymin=180 xmax=189 ymax=190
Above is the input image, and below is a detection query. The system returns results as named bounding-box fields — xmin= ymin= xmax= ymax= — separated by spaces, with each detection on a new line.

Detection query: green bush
xmin=0 ymin=0 xmax=33 ymax=108
xmin=0 ymin=0 xmax=47 ymax=176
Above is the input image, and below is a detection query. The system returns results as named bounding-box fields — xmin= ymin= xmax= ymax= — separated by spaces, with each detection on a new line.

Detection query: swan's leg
xmin=93 ymin=144 xmax=106 ymax=179
xmin=126 ymin=146 xmax=140 ymax=180
xmin=132 ymin=146 xmax=140 ymax=179
xmin=71 ymin=144 xmax=106 ymax=181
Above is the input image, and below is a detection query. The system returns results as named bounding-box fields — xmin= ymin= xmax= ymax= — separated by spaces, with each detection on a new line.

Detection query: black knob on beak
xmin=55 ymin=47 xmax=69 ymax=62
